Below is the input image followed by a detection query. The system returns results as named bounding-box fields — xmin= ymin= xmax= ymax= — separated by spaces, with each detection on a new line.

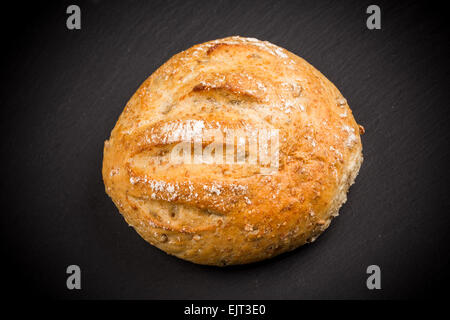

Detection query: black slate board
xmin=1 ymin=0 xmax=449 ymax=299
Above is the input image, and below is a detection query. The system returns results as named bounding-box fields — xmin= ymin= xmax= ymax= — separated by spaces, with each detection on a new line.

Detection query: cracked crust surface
xmin=102 ymin=36 xmax=364 ymax=266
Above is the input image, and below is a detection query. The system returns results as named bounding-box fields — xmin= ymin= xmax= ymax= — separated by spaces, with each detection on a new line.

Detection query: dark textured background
xmin=1 ymin=0 xmax=449 ymax=299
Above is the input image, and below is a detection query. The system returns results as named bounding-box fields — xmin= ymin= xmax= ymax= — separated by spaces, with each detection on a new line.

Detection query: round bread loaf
xmin=102 ymin=36 xmax=364 ymax=266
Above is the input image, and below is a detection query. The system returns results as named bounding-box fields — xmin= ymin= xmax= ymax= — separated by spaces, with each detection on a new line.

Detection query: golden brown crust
xmin=102 ymin=36 xmax=363 ymax=266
